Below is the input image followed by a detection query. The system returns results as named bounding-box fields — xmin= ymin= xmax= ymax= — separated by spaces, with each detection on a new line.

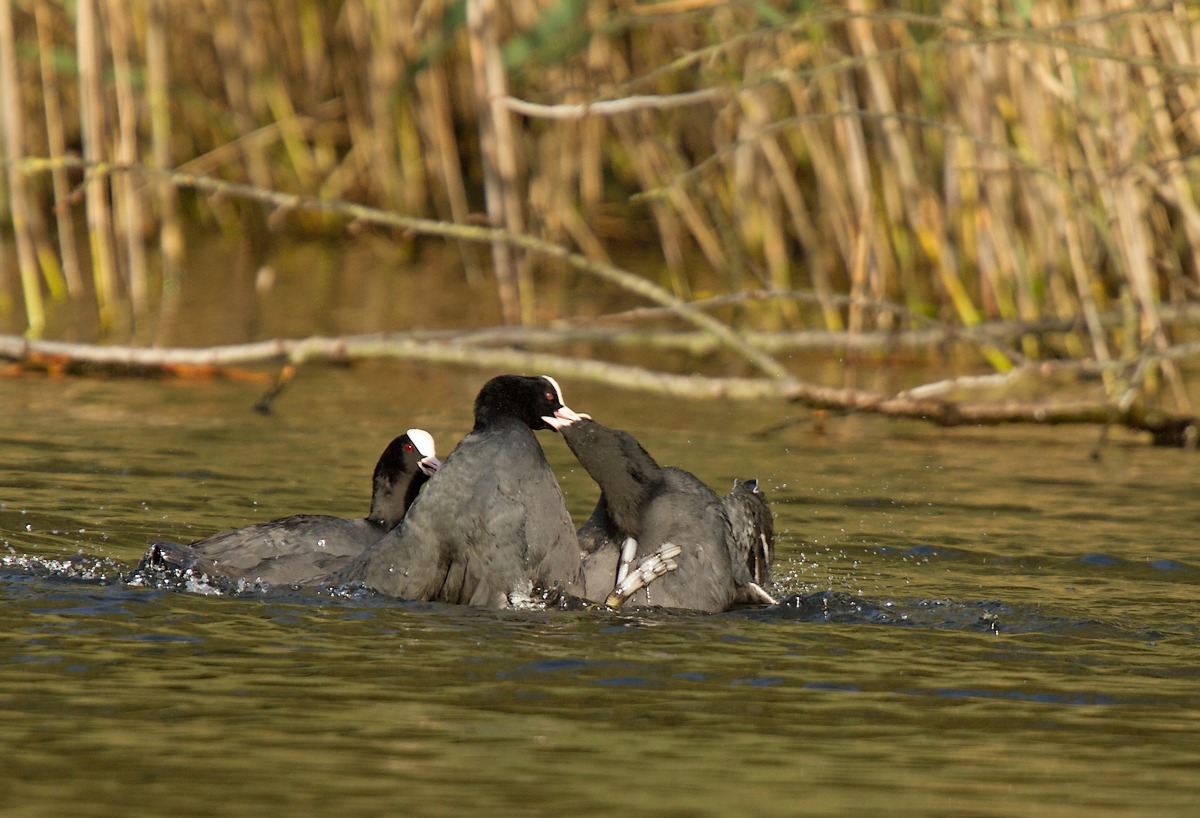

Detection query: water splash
xmin=1 ymin=550 xmax=124 ymax=583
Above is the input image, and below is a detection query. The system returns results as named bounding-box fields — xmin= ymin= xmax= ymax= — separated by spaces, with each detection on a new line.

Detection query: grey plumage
xmin=552 ymin=418 xmax=775 ymax=612
xmin=138 ymin=430 xmax=439 ymax=587
xmin=335 ymin=375 xmax=584 ymax=607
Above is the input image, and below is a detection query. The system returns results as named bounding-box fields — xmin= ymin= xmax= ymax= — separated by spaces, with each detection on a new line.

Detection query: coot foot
xmin=740 ymin=581 xmax=778 ymax=605
xmin=606 ymin=541 xmax=682 ymax=607
xmin=614 ymin=537 xmax=637 ymax=587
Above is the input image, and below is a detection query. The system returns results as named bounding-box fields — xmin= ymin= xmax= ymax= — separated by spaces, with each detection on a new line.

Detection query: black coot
xmin=140 ymin=429 xmax=440 ymax=586
xmin=335 ymin=375 xmax=585 ymax=607
xmin=546 ymin=416 xmax=775 ymax=612
xmin=720 ymin=478 xmax=776 ymax=604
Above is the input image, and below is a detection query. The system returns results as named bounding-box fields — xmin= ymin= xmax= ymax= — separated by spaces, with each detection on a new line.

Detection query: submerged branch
xmin=1 ymin=332 xmax=1196 ymax=445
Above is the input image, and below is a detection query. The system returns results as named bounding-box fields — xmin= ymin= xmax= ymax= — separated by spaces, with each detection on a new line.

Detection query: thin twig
xmin=502 ymin=89 xmax=729 ymax=119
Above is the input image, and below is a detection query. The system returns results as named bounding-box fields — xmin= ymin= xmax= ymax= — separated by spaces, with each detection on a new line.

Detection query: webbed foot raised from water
xmin=606 ymin=539 xmax=682 ymax=607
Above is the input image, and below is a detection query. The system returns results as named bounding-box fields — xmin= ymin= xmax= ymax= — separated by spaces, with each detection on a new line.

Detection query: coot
xmin=721 ymin=478 xmax=775 ymax=587
xmin=140 ymin=429 xmax=440 ymax=586
xmin=545 ymin=416 xmax=775 ymax=612
xmin=335 ymin=375 xmax=585 ymax=607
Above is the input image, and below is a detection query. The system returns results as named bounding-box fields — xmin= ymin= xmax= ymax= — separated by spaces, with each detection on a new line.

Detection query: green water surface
xmin=2 ymin=365 xmax=1198 ymax=817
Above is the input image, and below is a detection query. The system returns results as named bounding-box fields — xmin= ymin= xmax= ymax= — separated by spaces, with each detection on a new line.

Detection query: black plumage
xmin=335 ymin=375 xmax=585 ymax=607
xmin=721 ymin=478 xmax=775 ymax=587
xmin=139 ymin=429 xmax=439 ymax=586
xmin=549 ymin=417 xmax=775 ymax=612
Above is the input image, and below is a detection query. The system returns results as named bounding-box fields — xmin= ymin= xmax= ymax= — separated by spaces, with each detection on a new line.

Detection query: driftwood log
xmin=6 ymin=160 xmax=1198 ymax=447
xmin=1 ymin=330 xmax=1196 ymax=448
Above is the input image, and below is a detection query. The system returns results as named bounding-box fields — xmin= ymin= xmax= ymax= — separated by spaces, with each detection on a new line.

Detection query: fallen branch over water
xmin=1 ymin=332 xmax=1196 ymax=446
xmin=16 ymin=157 xmax=789 ymax=382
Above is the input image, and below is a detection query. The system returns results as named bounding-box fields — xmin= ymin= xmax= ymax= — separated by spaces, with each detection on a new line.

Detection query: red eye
xmin=545 ymin=391 xmax=555 ymax=401
xmin=404 ymin=443 xmax=414 ymax=452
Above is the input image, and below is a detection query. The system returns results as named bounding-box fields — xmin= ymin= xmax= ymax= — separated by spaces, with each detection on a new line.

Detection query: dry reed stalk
xmin=731 ymin=88 xmax=761 ymax=280
xmin=748 ymin=36 xmax=831 ymax=328
xmin=301 ymin=16 xmax=339 ymax=199
xmin=831 ymin=68 xmax=878 ymax=335
xmin=1077 ymin=0 xmax=1188 ymax=411
xmin=579 ymin=3 xmax=610 ymax=213
xmin=526 ymin=18 xmax=608 ymax=260
xmin=650 ymin=129 xmax=729 ymax=287
xmin=335 ymin=2 xmax=383 ymax=199
xmin=0 ymin=0 xmax=45 ymax=336
xmin=353 ymin=0 xmax=402 ymax=208
xmin=1133 ymin=15 xmax=1200 ymax=282
xmin=846 ymin=197 xmax=871 ymax=339
xmin=610 ymin=115 xmax=687 ymax=295
xmin=204 ymin=0 xmax=272 ymax=191
xmin=997 ymin=86 xmax=1052 ymax=361
xmin=393 ymin=106 xmax=427 ymax=223
xmin=785 ymin=74 xmax=857 ymax=318
xmin=295 ymin=2 xmax=327 ymax=95
xmin=527 ymin=118 xmax=597 ymax=284
xmin=556 ymin=201 xmax=614 ymax=275
xmin=240 ymin=4 xmax=316 ymax=194
xmin=263 ymin=77 xmax=318 ymax=192
xmin=34 ymin=1 xmax=83 ymax=300
xmin=530 ymin=58 xmax=594 ymax=250
xmin=387 ymin=1 xmax=432 ymax=217
xmin=417 ymin=57 xmax=486 ymax=283
xmin=105 ymin=0 xmax=148 ymax=321
xmin=1038 ymin=3 xmax=1113 ymax=319
xmin=77 ymin=0 xmax=119 ymax=329
xmin=854 ymin=1 xmax=1015 ymax=369
xmin=528 ymin=115 xmax=565 ymax=245
xmin=949 ymin=16 xmax=1032 ymax=349
xmin=1149 ymin=11 xmax=1200 ymax=197
xmin=146 ymin=0 xmax=184 ymax=337
xmin=1081 ymin=14 xmax=1143 ymax=288
xmin=467 ymin=0 xmax=529 ymax=324
xmin=732 ymin=54 xmax=800 ymax=328
xmin=558 ymin=12 xmax=730 ymax=292
xmin=4 ymin=0 xmax=1198 ymax=367
xmin=1059 ymin=142 xmax=1114 ymax=374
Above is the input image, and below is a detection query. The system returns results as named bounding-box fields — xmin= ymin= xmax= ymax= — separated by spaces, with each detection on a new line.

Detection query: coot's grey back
xmin=616 ymin=467 xmax=737 ymax=612
xmin=338 ymin=375 xmax=584 ymax=606
xmin=151 ymin=516 xmax=386 ymax=586
xmin=138 ymin=429 xmax=439 ymax=588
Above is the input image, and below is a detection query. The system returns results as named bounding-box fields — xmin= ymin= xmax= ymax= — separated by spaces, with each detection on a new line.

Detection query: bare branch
xmin=15 ymin=157 xmax=793 ymax=383
xmin=502 ymin=89 xmax=729 ymax=120
xmin=1 ymin=332 xmax=1195 ymax=444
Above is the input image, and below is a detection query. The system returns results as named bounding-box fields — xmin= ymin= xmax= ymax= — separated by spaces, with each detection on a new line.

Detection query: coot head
xmin=473 ymin=374 xmax=583 ymax=431
xmin=374 ymin=428 xmax=440 ymax=476
xmin=541 ymin=416 xmax=659 ymax=535
xmin=722 ymin=477 xmax=775 ymax=585
xmin=368 ymin=428 xmax=441 ymax=527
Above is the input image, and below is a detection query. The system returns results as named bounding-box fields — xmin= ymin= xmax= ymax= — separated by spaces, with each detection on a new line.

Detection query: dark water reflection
xmin=3 ymin=365 xmax=1199 ymax=816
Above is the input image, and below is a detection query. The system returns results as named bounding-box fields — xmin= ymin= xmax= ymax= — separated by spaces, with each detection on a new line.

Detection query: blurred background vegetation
xmin=1 ymin=0 xmax=1199 ymax=401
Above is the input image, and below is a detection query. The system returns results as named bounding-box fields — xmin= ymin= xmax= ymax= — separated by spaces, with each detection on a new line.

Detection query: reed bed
xmin=1 ymin=0 xmax=1199 ymax=403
